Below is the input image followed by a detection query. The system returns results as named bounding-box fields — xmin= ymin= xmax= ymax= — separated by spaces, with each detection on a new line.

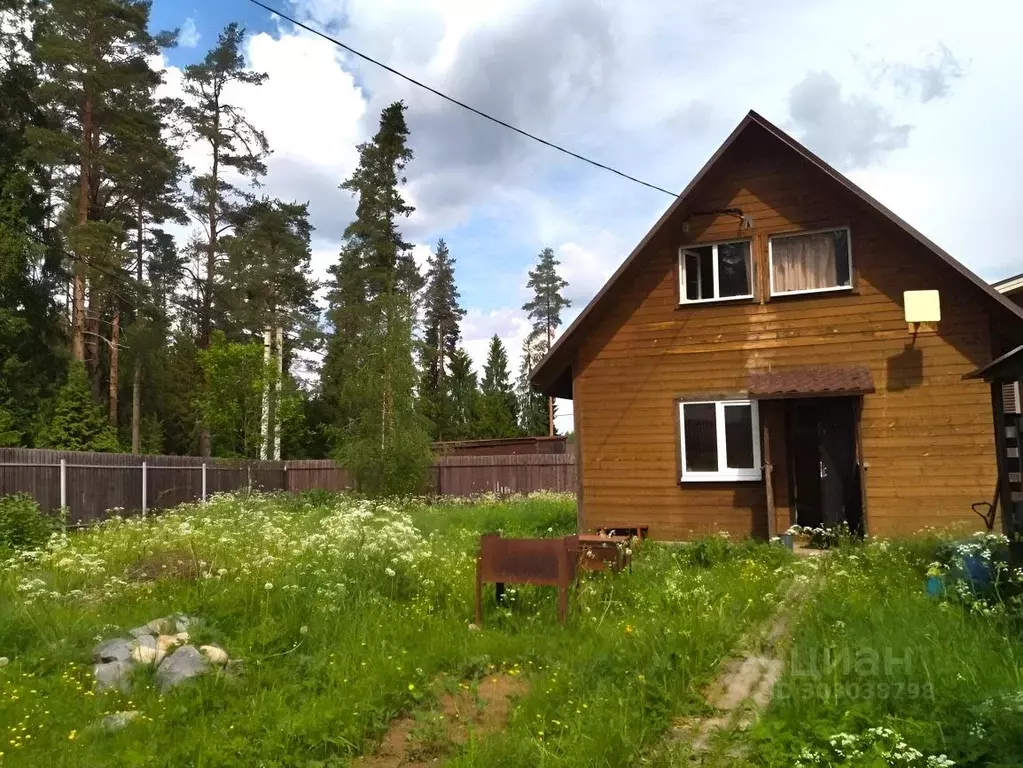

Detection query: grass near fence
xmin=1 ymin=493 xmax=1022 ymax=766
xmin=0 ymin=491 xmax=790 ymax=766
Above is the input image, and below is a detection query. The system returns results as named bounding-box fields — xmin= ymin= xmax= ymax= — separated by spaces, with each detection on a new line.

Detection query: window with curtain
xmin=769 ymin=228 xmax=851 ymax=295
xmin=678 ymin=399 xmax=761 ymax=481
xmin=679 ymin=241 xmax=753 ymax=303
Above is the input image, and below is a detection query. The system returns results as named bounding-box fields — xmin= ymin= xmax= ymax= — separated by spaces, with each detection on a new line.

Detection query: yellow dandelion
xmin=68 ymin=730 xmax=77 ymax=741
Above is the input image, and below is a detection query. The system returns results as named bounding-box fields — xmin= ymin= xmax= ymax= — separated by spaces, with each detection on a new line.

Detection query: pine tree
xmin=31 ymin=0 xmax=172 ymax=366
xmin=116 ymin=87 xmax=186 ymax=451
xmin=477 ymin=335 xmax=520 ymax=438
xmin=446 ymin=348 xmax=479 ymax=440
xmin=516 ymin=332 xmax=548 ymax=436
xmin=419 ymin=239 xmax=465 ymax=439
xmin=36 ymin=363 xmax=120 ymax=452
xmin=220 ymin=198 xmax=318 ymax=343
xmin=521 ymin=247 xmax=571 ymax=435
xmin=180 ymin=23 xmax=269 ymax=350
xmin=323 ymin=101 xmax=432 ymax=493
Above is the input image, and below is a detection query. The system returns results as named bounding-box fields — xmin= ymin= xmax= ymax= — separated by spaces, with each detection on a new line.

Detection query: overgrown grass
xmin=7 ymin=495 xmax=1019 ymax=767
xmin=734 ymin=537 xmax=1023 ymax=768
xmin=0 ymin=491 xmax=790 ymax=766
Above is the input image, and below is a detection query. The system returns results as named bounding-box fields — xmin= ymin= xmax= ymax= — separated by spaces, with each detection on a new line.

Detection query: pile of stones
xmin=93 ymin=614 xmax=231 ymax=695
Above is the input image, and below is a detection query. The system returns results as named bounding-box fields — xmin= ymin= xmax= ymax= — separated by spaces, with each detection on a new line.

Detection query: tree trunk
xmin=86 ymin=287 xmax=101 ymax=397
xmin=109 ymin=309 xmax=120 ymax=428
xmin=131 ymin=357 xmax=142 ymax=454
xmin=131 ymin=201 xmax=144 ymax=454
xmin=197 ymin=127 xmax=221 ymax=457
xmin=260 ymin=328 xmax=272 ymax=460
xmin=201 ymin=136 xmax=220 ymax=349
xmin=274 ymin=326 xmax=283 ymax=461
xmin=71 ymin=92 xmax=92 ymax=363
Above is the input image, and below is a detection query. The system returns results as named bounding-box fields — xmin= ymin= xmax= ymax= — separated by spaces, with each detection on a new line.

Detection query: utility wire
xmin=246 ymin=0 xmax=679 ymax=198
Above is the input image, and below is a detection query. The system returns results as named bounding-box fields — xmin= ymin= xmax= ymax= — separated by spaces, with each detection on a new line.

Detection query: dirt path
xmin=353 ymin=672 xmax=528 ymax=767
xmin=654 ymin=576 xmax=811 ymax=764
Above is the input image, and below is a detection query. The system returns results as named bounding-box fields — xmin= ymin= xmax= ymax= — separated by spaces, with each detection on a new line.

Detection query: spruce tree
xmin=0 ymin=2 xmax=66 ymax=446
xmin=521 ymin=247 xmax=571 ymax=435
xmin=419 ymin=239 xmax=465 ymax=439
xmin=446 ymin=348 xmax=479 ymax=440
xmin=516 ymin=332 xmax=549 ymax=436
xmin=323 ymin=101 xmax=421 ymax=432
xmin=477 ymin=335 xmax=519 ymax=438
xmin=37 ymin=363 xmax=120 ymax=452
xmin=323 ymin=101 xmax=431 ymax=494
xmin=180 ymin=23 xmax=269 ymax=349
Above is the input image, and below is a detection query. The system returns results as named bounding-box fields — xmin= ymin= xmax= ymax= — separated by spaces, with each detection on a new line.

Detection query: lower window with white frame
xmin=678 ymin=399 xmax=761 ymax=481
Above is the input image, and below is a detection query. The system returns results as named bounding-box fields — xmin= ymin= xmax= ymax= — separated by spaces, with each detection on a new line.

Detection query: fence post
xmin=59 ymin=458 xmax=67 ymax=511
xmin=141 ymin=461 xmax=147 ymax=517
xmin=283 ymin=462 xmax=288 ymax=492
xmin=201 ymin=462 xmax=207 ymax=502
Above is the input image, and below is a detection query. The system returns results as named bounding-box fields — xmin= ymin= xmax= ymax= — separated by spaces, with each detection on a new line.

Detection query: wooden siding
xmin=573 ymin=125 xmax=1003 ymax=540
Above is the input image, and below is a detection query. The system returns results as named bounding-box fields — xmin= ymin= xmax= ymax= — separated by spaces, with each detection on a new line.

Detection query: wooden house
xmin=530 ymin=111 xmax=1023 ymax=540
xmin=994 ymin=273 xmax=1023 ymax=309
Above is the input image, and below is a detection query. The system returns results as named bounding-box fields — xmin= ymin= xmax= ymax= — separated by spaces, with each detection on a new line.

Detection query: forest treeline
xmin=0 ymin=1 xmax=571 ymax=492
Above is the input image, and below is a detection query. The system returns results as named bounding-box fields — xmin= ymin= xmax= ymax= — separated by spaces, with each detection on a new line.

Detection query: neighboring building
xmin=433 ymin=436 xmax=568 ymax=456
xmin=994 ymin=273 xmax=1023 ymax=308
xmin=530 ymin=111 xmax=1023 ymax=540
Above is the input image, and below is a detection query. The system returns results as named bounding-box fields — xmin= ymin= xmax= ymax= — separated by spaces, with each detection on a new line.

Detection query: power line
xmin=246 ymin=0 xmax=679 ymax=198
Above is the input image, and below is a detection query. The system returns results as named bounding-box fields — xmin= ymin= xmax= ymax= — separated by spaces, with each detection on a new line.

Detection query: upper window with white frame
xmin=678 ymin=399 xmax=761 ymax=482
xmin=679 ymin=240 xmax=753 ymax=303
xmin=769 ymin=228 xmax=852 ymax=296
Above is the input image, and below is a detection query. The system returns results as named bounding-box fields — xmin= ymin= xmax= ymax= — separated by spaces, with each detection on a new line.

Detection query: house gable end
xmin=531 ymin=111 xmax=1023 ymax=399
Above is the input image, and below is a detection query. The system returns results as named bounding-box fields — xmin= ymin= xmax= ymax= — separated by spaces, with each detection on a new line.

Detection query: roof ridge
xmin=529 ymin=110 xmax=1023 ymax=397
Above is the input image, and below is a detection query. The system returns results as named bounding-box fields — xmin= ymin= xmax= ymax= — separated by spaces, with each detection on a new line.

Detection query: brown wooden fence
xmin=0 ymin=448 xmax=576 ymax=524
xmin=433 ymin=454 xmax=576 ymax=496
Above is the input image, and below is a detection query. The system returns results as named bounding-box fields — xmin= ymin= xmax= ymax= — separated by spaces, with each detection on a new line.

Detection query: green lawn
xmin=0 ymin=493 xmax=1020 ymax=767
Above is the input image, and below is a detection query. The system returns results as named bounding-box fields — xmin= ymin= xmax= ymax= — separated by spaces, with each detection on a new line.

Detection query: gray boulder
xmin=156 ymin=645 xmax=208 ymax=692
xmin=129 ymin=617 xmax=175 ymax=638
xmin=94 ymin=660 xmax=134 ymax=693
xmin=96 ymin=710 xmax=140 ymax=732
xmin=131 ymin=634 xmax=158 ymax=665
xmin=93 ymin=637 xmax=133 ymax=663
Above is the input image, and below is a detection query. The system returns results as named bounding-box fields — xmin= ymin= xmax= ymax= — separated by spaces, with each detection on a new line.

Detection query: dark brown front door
xmin=789 ymin=398 xmax=863 ymax=532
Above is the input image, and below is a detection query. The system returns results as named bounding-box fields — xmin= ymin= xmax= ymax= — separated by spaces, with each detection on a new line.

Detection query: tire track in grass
xmin=353 ymin=672 xmax=528 ymax=767
xmin=652 ymin=553 xmax=824 ymax=764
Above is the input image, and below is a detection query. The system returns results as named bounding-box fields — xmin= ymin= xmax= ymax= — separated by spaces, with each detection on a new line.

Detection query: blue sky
xmin=149 ymin=0 xmax=1023 ymax=427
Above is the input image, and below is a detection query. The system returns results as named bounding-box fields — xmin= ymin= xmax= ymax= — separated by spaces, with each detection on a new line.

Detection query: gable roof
xmin=530 ymin=110 xmax=1023 ymax=398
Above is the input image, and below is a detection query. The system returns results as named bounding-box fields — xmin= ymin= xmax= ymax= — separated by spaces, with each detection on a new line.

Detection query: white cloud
xmin=787 ymin=72 xmax=912 ymax=171
xmin=179 ymin=17 xmax=200 ymax=49
xmin=156 ymin=0 xmax=1023 ymax=415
